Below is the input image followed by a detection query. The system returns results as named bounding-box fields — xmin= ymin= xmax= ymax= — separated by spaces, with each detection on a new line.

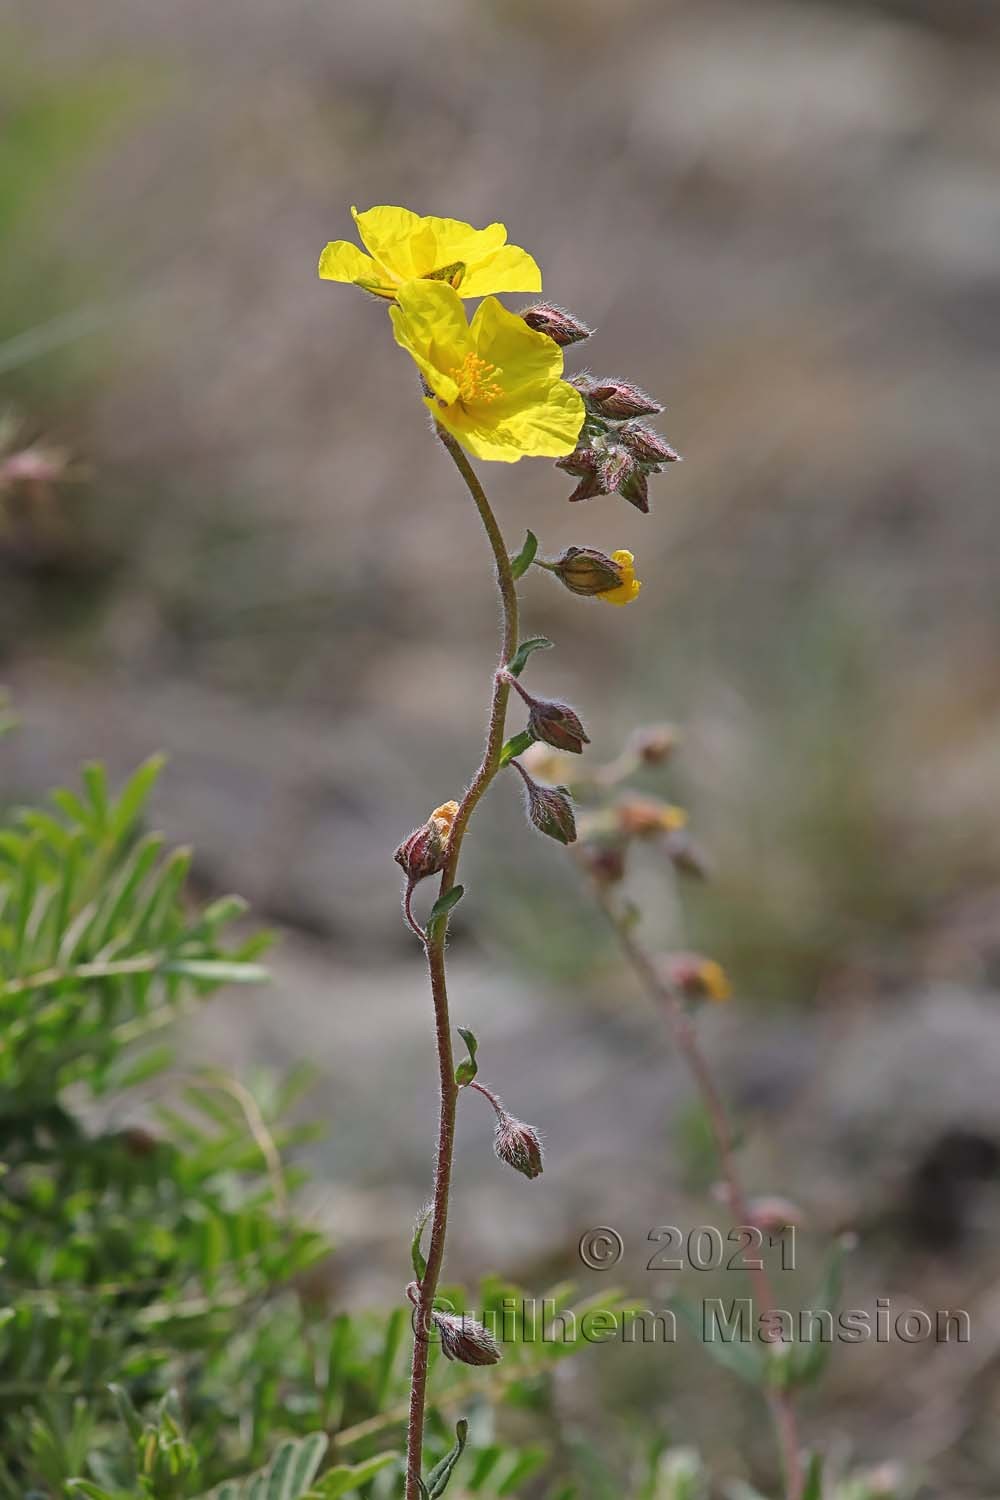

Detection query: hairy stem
xmin=587 ymin=877 xmax=804 ymax=1500
xmin=404 ymin=428 xmax=519 ymax=1500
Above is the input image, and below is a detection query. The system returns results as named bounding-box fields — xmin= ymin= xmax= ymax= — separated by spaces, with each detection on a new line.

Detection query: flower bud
xmin=663 ymin=828 xmax=711 ymax=880
xmin=663 ymin=950 xmax=732 ymax=1002
xmin=597 ymin=444 xmax=636 ymax=495
xmin=394 ymin=799 xmax=459 ymax=883
xmin=579 ymin=840 xmax=627 ymax=885
xmin=433 ymin=1310 xmax=502 ymax=1366
xmin=632 ymin=725 xmax=678 ymax=765
xmin=619 ymin=422 xmax=680 ymax=466
xmin=582 ymin=379 xmax=663 ymax=420
xmin=520 ymin=303 xmax=593 ymax=346
xmin=566 ymin=471 xmax=606 ymax=504
xmin=619 ymin=468 xmax=650 ymax=513
xmin=551 ymin=546 xmax=625 ymax=597
xmin=526 ymin=696 xmax=589 ymax=755
xmin=555 ymin=447 xmax=600 ymax=479
xmin=494 ymin=1113 xmax=544 ymax=1179
xmin=513 ymin=762 xmax=577 ymax=844
xmin=616 ymin=795 xmax=687 ymax=838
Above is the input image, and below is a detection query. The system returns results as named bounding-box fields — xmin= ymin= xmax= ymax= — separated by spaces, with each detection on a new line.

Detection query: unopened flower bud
xmin=619 ymin=422 xmax=680 ymax=466
xmin=556 ymin=448 xmax=600 ymax=479
xmin=632 ymin=725 xmax=678 ymax=765
xmin=394 ymin=799 xmax=459 ymax=883
xmin=663 ymin=828 xmax=711 ymax=880
xmin=597 ymin=445 xmax=636 ymax=495
xmin=582 ymin=379 xmax=663 ymax=420
xmin=579 ymin=841 xmax=627 ymax=885
xmin=433 ymin=1310 xmax=502 ymax=1366
xmin=513 ymin=762 xmax=577 ymax=844
xmin=494 ymin=1113 xmax=544 ymax=1179
xmin=566 ymin=471 xmax=606 ymax=504
xmin=616 ymin=795 xmax=687 ymax=838
xmin=520 ymin=303 xmax=593 ymax=346
xmin=551 ymin=546 xmax=625 ymax=597
xmin=663 ymin=950 xmax=732 ymax=1002
xmin=527 ymin=696 xmax=589 ymax=755
xmin=619 ymin=468 xmax=650 ymax=513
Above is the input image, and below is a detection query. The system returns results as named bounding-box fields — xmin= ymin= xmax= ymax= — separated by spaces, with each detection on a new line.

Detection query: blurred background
xmin=3 ymin=0 xmax=1000 ymax=1492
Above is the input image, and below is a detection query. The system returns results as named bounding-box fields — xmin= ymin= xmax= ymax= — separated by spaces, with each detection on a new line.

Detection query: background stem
xmin=587 ymin=877 xmax=804 ymax=1500
xmin=403 ymin=428 xmax=520 ymax=1500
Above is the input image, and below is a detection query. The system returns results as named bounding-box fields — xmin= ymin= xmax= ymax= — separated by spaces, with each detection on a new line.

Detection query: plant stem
xmin=403 ymin=427 xmax=519 ymax=1500
xmin=586 ymin=877 xmax=804 ymax=1500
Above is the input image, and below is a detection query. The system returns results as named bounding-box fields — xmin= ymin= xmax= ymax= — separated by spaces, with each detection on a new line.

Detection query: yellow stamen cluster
xmin=449 ymin=352 xmax=503 ymax=408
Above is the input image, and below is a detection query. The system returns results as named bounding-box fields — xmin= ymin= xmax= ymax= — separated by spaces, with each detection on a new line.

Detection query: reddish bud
xmin=579 ymin=841 xmax=627 ymax=885
xmin=556 ymin=447 xmax=600 ymax=478
xmin=520 ymin=303 xmax=593 ymax=346
xmin=583 ymin=379 xmax=663 ymax=420
xmin=527 ymin=697 xmax=589 ymax=755
xmin=513 ymin=762 xmax=577 ymax=844
xmin=616 ymin=795 xmax=686 ymax=838
xmin=566 ymin=472 xmax=606 ymax=504
xmin=494 ymin=1113 xmax=544 ymax=1179
xmin=664 ymin=828 xmax=712 ymax=880
xmin=597 ymin=445 xmax=636 ymax=495
xmin=663 ymin=950 xmax=732 ymax=1002
xmin=632 ymin=725 xmax=678 ymax=765
xmin=433 ymin=1310 xmax=502 ymax=1366
xmin=619 ymin=422 xmax=680 ymax=466
xmin=394 ymin=800 xmax=459 ymax=884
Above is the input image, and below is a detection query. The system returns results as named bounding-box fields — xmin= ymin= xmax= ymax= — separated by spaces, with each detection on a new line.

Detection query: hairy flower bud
xmin=551 ymin=546 xmax=626 ymax=597
xmin=520 ymin=302 xmax=593 ymax=346
xmin=527 ymin=696 xmax=589 ymax=755
xmin=663 ymin=950 xmax=732 ymax=1002
xmin=616 ymin=795 xmax=687 ymax=838
xmin=394 ymin=800 xmax=459 ymax=883
xmin=581 ymin=379 xmax=663 ymax=420
xmin=556 ymin=447 xmax=600 ymax=479
xmin=494 ymin=1113 xmax=544 ymax=1179
xmin=618 ymin=422 xmax=680 ymax=466
xmin=596 ymin=444 xmax=636 ymax=495
xmin=433 ymin=1310 xmax=502 ymax=1366
xmin=619 ymin=468 xmax=650 ymax=513
xmin=513 ymin=762 xmax=577 ymax=844
xmin=566 ymin=471 xmax=606 ymax=504
xmin=631 ymin=724 xmax=678 ymax=765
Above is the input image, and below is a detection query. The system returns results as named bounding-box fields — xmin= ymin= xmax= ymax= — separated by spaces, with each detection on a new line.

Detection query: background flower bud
xmin=494 ymin=1113 xmax=544 ymax=1179
xmin=520 ymin=302 xmax=593 ymax=346
xmin=432 ymin=1310 xmax=502 ymax=1366
xmin=579 ymin=841 xmax=627 ymax=885
xmin=552 ymin=546 xmax=625 ymax=597
xmin=527 ymin=696 xmax=589 ymax=755
xmin=664 ymin=828 xmax=712 ymax=880
xmin=663 ymin=950 xmax=732 ymax=1002
xmin=616 ymin=795 xmax=687 ymax=838
xmin=632 ymin=724 xmax=678 ymax=765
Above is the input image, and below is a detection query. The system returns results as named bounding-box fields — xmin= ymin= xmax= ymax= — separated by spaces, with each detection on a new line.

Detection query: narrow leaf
xmin=507 ymin=636 xmax=553 ymax=679
xmin=455 ymin=1025 xmax=478 ymax=1087
xmin=426 ymin=885 xmax=464 ymax=942
xmin=499 ymin=730 xmax=535 ymax=768
xmin=411 ymin=1207 xmax=431 ymax=1282
xmin=427 ymin=1419 xmax=469 ymax=1500
xmin=509 ymin=530 xmax=538 ymax=580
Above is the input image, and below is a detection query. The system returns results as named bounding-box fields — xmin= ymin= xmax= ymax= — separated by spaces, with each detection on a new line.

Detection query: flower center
xmin=447 ymin=352 xmax=503 ymax=408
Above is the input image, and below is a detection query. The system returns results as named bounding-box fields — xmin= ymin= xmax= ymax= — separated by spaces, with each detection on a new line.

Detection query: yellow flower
xmin=318 ymin=205 xmax=542 ymax=302
xmin=389 ymin=280 xmax=585 ymax=462
xmin=597 ymin=550 xmax=642 ymax=606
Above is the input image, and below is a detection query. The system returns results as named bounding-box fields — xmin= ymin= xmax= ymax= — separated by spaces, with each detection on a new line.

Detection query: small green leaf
xmin=426 ymin=1419 xmax=469 ymax=1500
xmin=426 ymin=885 xmax=464 ymax=941
xmin=162 ymin=959 xmax=269 ymax=984
xmin=455 ymin=1026 xmax=479 ymax=1086
xmin=499 ymin=730 xmax=536 ymax=768
xmin=509 ymin=530 xmax=538 ymax=580
xmin=507 ymin=636 xmax=553 ymax=679
xmin=310 ymin=1454 xmax=397 ymax=1499
xmin=411 ymin=1207 xmax=431 ymax=1281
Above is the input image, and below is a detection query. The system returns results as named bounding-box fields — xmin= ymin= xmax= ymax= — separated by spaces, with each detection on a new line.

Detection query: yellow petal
xmin=420 ymin=215 xmax=507 ymax=267
xmin=352 ymin=204 xmax=437 ymax=281
xmin=471 ymin=296 xmax=564 ymax=400
xmin=317 ymin=240 xmax=387 ymax=289
xmin=598 ymin=550 xmax=643 ymax=605
xmin=429 ymin=377 xmax=584 ymax=463
xmin=459 ymin=244 xmax=542 ymax=298
xmin=390 ymin=280 xmax=474 ymax=404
